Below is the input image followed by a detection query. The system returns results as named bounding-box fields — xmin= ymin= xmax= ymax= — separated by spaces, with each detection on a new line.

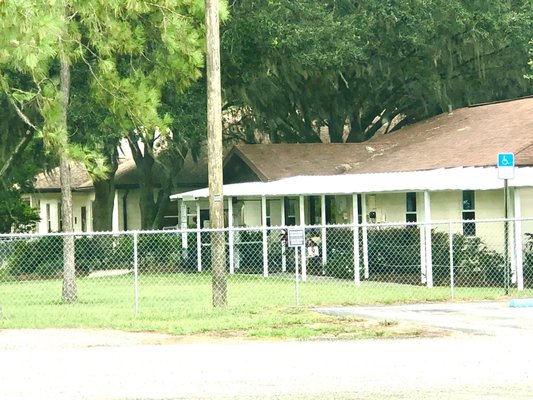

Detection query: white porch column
xmin=361 ymin=194 xmax=369 ymax=279
xmin=196 ymin=202 xmax=202 ymax=272
xmin=180 ymin=201 xmax=188 ymax=245
xmin=352 ymin=194 xmax=361 ymax=286
xmin=299 ymin=195 xmax=307 ymax=281
xmin=39 ymin=201 xmax=48 ymax=233
xmin=281 ymin=198 xmax=286 ymax=272
xmin=424 ymin=191 xmax=433 ymax=288
xmin=228 ymin=197 xmax=235 ymax=274
xmin=112 ymin=191 xmax=119 ymax=232
xmin=321 ymin=195 xmax=327 ymax=267
xmin=262 ymin=196 xmax=268 ymax=277
xmin=514 ymin=188 xmax=524 ymax=290
xmin=86 ymin=197 xmax=93 ymax=232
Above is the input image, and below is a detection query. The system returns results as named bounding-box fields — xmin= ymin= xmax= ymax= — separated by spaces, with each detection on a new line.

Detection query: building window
xmin=81 ymin=206 xmax=87 ymax=232
xmin=406 ymin=192 xmax=417 ymax=223
xmin=266 ymin=200 xmax=271 ymax=227
xmin=57 ymin=203 xmax=62 ymax=232
xmin=462 ymin=190 xmax=476 ymax=236
xmin=284 ymin=197 xmax=296 ymax=226
xmin=46 ymin=203 xmax=51 ymax=233
xmin=309 ymin=196 xmax=320 ymax=225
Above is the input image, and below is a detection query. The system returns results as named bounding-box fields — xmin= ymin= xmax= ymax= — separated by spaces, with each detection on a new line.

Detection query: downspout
xmin=122 ymin=189 xmax=130 ymax=231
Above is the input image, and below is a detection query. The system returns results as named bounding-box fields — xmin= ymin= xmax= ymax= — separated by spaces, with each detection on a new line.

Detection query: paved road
xmin=1 ymin=302 xmax=532 ymax=399
xmin=316 ymin=301 xmax=533 ymax=336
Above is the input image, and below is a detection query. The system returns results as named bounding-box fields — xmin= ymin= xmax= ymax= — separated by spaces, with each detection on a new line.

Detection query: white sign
xmin=497 ymin=153 xmax=515 ymax=180
xmin=287 ymin=228 xmax=305 ymax=247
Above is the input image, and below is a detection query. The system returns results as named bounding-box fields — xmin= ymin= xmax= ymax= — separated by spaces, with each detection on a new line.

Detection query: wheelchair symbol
xmin=498 ymin=153 xmax=514 ymax=168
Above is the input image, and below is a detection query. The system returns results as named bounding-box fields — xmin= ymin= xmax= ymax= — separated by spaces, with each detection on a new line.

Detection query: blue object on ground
xmin=509 ymin=299 xmax=533 ymax=308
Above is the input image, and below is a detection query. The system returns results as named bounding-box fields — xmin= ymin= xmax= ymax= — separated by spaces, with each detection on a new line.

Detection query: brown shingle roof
xmin=33 ymin=162 xmax=92 ymax=191
xmin=33 ymin=152 xmax=208 ymax=191
xmin=227 ymin=97 xmax=533 ymax=181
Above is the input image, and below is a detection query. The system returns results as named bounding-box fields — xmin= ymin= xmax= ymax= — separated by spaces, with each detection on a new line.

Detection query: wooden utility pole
xmin=205 ymin=0 xmax=227 ymax=307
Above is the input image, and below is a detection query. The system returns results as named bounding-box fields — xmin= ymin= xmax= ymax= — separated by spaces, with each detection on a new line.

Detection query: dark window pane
xmin=406 ymin=192 xmax=417 ymax=212
xmin=463 ymin=211 xmax=475 ymax=220
xmin=463 ymin=221 xmax=476 ymax=236
xmin=463 ymin=190 xmax=475 ymax=210
xmin=406 ymin=213 xmax=417 ymax=223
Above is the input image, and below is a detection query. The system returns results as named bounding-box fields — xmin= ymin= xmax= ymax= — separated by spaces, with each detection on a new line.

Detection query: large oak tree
xmin=222 ymin=0 xmax=533 ymax=143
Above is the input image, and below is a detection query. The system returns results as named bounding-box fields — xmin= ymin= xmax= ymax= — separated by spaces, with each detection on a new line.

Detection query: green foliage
xmin=223 ymin=0 xmax=533 ymax=143
xmin=7 ymin=233 xmax=185 ymax=278
xmin=324 ymin=228 xmax=355 ymax=279
xmin=0 ymin=191 xmax=39 ymax=233
xmin=324 ymin=227 xmax=505 ymax=287
xmin=8 ymin=236 xmax=63 ymax=278
xmin=0 ymin=0 xmax=211 ymax=209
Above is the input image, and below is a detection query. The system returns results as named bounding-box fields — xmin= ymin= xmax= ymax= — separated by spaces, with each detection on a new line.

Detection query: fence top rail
xmin=2 ymin=216 xmax=533 ymax=240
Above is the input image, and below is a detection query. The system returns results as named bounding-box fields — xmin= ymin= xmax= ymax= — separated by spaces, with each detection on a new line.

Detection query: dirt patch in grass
xmin=301 ymin=317 xmax=453 ymax=340
xmin=0 ymin=319 xmax=452 ymax=349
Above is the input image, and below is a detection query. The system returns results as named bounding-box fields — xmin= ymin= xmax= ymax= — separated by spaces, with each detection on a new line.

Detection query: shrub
xmin=322 ymin=226 xmax=505 ymax=286
xmin=324 ymin=248 xmax=355 ymax=279
xmin=324 ymin=228 xmax=355 ymax=279
xmin=9 ymin=236 xmax=63 ymax=278
xmin=368 ymin=227 xmax=420 ymax=277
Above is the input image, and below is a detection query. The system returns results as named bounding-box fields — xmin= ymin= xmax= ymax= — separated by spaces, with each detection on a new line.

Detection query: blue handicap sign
xmin=497 ymin=153 xmax=515 ymax=168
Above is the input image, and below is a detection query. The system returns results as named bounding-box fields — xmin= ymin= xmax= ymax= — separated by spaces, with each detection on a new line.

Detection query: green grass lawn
xmin=1 ymin=273 xmax=531 ymax=339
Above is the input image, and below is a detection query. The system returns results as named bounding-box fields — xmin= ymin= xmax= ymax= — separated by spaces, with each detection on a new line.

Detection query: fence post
xmin=514 ymin=190 xmax=524 ymax=291
xmin=262 ymin=196 xmax=268 ymax=277
xmin=424 ymin=191 xmax=433 ymax=288
xmin=420 ymin=225 xmax=427 ymax=284
xmin=228 ymin=197 xmax=235 ymax=274
xmin=196 ymin=203 xmax=202 ymax=272
xmin=295 ymin=246 xmax=300 ymax=306
xmin=352 ymin=194 xmax=360 ymax=286
xmin=321 ymin=195 xmax=327 ymax=267
xmin=449 ymin=223 xmax=454 ymax=301
xmin=299 ymin=195 xmax=306 ymax=282
xmin=281 ymin=200 xmax=287 ymax=272
xmin=133 ymin=232 xmax=139 ymax=317
xmin=361 ymin=193 xmax=369 ymax=279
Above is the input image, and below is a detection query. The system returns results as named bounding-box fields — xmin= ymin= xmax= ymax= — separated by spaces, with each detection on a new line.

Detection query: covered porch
xmin=170 ymin=167 xmax=533 ymax=290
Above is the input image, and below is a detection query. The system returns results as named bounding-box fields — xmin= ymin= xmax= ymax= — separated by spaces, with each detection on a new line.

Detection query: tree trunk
xmin=92 ymin=178 xmax=115 ymax=231
xmin=0 ymin=130 xmax=33 ymax=181
xmin=206 ymin=0 xmax=227 ymax=307
xmin=138 ymin=163 xmax=157 ymax=230
xmin=327 ymin=116 xmax=345 ymax=143
xmin=152 ymin=187 xmax=171 ymax=230
xmin=59 ymin=42 xmax=77 ymax=303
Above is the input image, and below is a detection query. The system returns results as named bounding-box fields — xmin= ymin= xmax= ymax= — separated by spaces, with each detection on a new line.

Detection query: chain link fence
xmin=1 ymin=219 xmax=533 ymax=321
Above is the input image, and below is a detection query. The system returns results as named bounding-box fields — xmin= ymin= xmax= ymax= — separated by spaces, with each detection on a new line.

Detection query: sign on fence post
xmin=287 ymin=228 xmax=305 ymax=248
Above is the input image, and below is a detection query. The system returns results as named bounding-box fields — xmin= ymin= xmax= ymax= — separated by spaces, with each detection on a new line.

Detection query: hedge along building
xmin=171 ymin=97 xmax=533 ymax=289
xmin=24 ymin=147 xmax=207 ymax=234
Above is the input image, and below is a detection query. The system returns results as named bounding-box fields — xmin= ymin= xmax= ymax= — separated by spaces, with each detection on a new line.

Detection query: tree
xmin=0 ymin=129 xmax=42 ymax=234
xmin=0 ymin=0 xmax=207 ymax=301
xmin=222 ymin=0 xmax=533 ymax=144
xmin=0 ymin=76 xmax=43 ymax=233
xmin=82 ymin=1 xmax=208 ymax=231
